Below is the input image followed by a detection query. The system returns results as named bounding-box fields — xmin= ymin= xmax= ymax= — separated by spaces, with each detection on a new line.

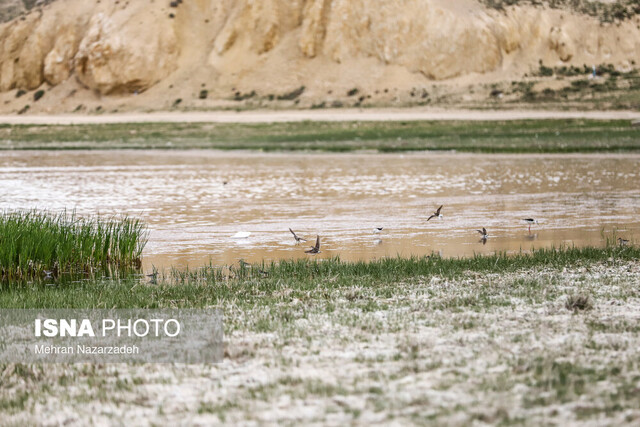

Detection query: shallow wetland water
xmin=0 ymin=150 xmax=638 ymax=271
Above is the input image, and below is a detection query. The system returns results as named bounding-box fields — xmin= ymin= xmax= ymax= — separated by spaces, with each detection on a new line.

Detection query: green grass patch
xmin=0 ymin=210 xmax=147 ymax=281
xmin=1 ymin=245 xmax=637 ymax=309
xmin=1 ymin=119 xmax=640 ymax=153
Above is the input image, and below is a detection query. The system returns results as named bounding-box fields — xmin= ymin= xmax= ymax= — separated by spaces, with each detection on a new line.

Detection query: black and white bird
xmin=477 ymin=227 xmax=488 ymax=240
xmin=618 ymin=237 xmax=630 ymax=246
xmin=289 ymin=228 xmax=307 ymax=243
xmin=523 ymin=218 xmax=538 ymax=233
xmin=427 ymin=205 xmax=443 ymax=221
xmin=305 ymin=235 xmax=321 ymax=254
xmin=373 ymin=227 xmax=384 ymax=234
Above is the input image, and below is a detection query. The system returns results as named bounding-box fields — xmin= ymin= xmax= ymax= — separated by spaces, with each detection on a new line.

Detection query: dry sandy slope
xmin=1 ymin=109 xmax=640 ymax=125
xmin=1 ymin=0 xmax=639 ymax=114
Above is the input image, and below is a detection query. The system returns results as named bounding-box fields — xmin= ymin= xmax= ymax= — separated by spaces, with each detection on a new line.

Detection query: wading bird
xmin=238 ymin=259 xmax=269 ymax=277
xmin=427 ymin=205 xmax=443 ymax=221
xmin=618 ymin=237 xmax=630 ymax=246
xmin=523 ymin=218 xmax=538 ymax=233
xmin=289 ymin=228 xmax=307 ymax=243
xmin=305 ymin=235 xmax=321 ymax=254
xmin=146 ymin=271 xmax=158 ymax=284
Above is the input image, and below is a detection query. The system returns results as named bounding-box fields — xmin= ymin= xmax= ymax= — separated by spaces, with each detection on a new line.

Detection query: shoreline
xmin=2 ymin=108 xmax=640 ymax=125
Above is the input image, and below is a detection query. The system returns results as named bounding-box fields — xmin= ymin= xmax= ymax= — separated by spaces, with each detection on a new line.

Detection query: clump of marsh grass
xmin=565 ymin=294 xmax=594 ymax=313
xmin=0 ymin=210 xmax=147 ymax=281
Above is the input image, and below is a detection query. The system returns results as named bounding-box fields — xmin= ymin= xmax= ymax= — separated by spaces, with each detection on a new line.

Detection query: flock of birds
xmin=278 ymin=205 xmax=546 ymax=254
xmin=140 ymin=204 xmax=632 ymax=282
xmin=280 ymin=204 xmax=632 ymax=253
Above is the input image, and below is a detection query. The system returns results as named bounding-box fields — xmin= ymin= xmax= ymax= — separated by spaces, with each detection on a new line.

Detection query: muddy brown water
xmin=1 ymin=150 xmax=638 ymax=272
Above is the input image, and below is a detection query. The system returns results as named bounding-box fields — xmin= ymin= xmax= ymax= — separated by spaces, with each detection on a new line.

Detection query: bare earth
xmin=1 ymin=109 xmax=640 ymax=125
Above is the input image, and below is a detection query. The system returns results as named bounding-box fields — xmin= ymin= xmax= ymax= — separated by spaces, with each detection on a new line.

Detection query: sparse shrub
xmin=234 ymin=90 xmax=257 ymax=101
xmin=17 ymin=105 xmax=30 ymax=115
xmin=538 ymin=64 xmax=554 ymax=76
xmin=347 ymin=88 xmax=359 ymax=97
xmin=565 ymin=294 xmax=593 ymax=312
xmin=199 ymin=90 xmax=208 ymax=99
xmin=15 ymin=89 xmax=26 ymax=98
xmin=33 ymin=90 xmax=45 ymax=101
xmin=480 ymin=0 xmax=640 ymax=23
xmin=172 ymin=98 xmax=182 ymax=107
xmin=277 ymin=86 xmax=305 ymax=101
xmin=169 ymin=1 xmax=179 ymax=7
xmin=571 ymin=79 xmax=589 ymax=90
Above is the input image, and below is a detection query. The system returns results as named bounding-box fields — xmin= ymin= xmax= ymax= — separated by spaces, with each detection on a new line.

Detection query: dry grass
xmin=1 ymin=260 xmax=640 ymax=425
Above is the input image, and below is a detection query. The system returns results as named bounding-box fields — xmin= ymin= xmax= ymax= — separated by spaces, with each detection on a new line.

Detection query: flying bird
xmin=523 ymin=218 xmax=538 ymax=233
xmin=305 ymin=235 xmax=321 ymax=254
xmin=477 ymin=227 xmax=488 ymax=240
xmin=374 ymin=227 xmax=384 ymax=234
xmin=289 ymin=228 xmax=307 ymax=243
xmin=427 ymin=205 xmax=443 ymax=221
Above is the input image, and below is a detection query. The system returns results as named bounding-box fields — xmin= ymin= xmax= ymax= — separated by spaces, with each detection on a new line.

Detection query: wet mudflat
xmin=0 ymin=150 xmax=638 ymax=271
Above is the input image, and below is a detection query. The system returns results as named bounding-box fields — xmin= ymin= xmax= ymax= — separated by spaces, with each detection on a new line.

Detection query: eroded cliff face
xmin=0 ymin=0 xmax=178 ymax=94
xmin=0 ymin=0 xmax=638 ymax=105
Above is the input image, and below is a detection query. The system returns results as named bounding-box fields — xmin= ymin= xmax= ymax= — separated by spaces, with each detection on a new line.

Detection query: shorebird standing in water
xmin=427 ymin=205 xmax=443 ymax=221
xmin=477 ymin=227 xmax=488 ymax=244
xmin=618 ymin=237 xmax=630 ymax=246
xmin=146 ymin=270 xmax=158 ymax=284
xmin=523 ymin=218 xmax=538 ymax=233
xmin=289 ymin=228 xmax=307 ymax=243
xmin=305 ymin=235 xmax=321 ymax=254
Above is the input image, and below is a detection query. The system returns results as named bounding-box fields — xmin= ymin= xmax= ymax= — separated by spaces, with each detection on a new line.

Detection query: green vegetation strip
xmin=1 ymin=245 xmax=638 ymax=309
xmin=1 ymin=119 xmax=639 ymax=153
xmin=0 ymin=211 xmax=147 ymax=280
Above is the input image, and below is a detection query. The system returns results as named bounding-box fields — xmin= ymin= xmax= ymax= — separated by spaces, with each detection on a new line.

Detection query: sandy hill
xmin=0 ymin=0 xmax=639 ymax=114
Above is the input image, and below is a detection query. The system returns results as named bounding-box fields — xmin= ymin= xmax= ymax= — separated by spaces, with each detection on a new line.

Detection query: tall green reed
xmin=0 ymin=210 xmax=147 ymax=280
